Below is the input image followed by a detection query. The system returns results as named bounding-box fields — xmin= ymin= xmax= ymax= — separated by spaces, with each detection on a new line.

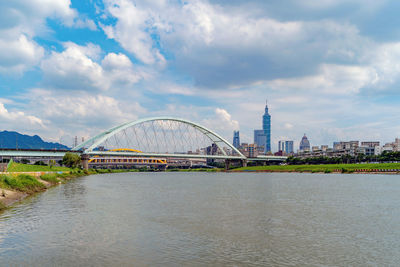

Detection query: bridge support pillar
xmin=225 ymin=159 xmax=231 ymax=170
xmin=241 ymin=159 xmax=247 ymax=167
xmin=81 ymin=154 xmax=89 ymax=170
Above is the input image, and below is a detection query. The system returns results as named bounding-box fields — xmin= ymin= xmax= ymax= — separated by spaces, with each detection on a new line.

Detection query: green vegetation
xmin=7 ymin=162 xmax=70 ymax=172
xmin=286 ymin=151 xmax=400 ymax=165
xmin=40 ymin=173 xmax=59 ymax=184
xmin=62 ymin=152 xmax=81 ymax=168
xmin=235 ymin=162 xmax=400 ymax=173
xmin=49 ymin=160 xmax=56 ymax=169
xmin=0 ymin=174 xmax=46 ymax=193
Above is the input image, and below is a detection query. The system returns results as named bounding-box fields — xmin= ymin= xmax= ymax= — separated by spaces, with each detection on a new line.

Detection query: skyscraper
xmin=253 ymin=100 xmax=271 ymax=153
xmin=278 ymin=140 xmax=294 ymax=154
xmin=263 ymin=101 xmax=271 ymax=152
xmin=253 ymin=130 xmax=266 ymax=149
xmin=233 ymin=131 xmax=240 ymax=148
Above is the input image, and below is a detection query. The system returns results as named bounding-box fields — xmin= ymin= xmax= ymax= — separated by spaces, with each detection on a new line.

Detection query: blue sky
xmin=1 ymin=0 xmax=400 ymax=150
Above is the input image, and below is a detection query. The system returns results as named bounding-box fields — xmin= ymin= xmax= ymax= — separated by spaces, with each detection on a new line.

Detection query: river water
xmin=0 ymin=172 xmax=400 ymax=266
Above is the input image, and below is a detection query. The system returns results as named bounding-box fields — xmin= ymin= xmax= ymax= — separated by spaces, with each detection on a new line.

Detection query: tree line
xmin=286 ymin=151 xmax=400 ymax=165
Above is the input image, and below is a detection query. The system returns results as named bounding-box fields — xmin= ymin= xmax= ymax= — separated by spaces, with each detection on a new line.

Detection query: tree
xmin=62 ymin=152 xmax=81 ymax=168
xmin=49 ymin=160 xmax=56 ymax=169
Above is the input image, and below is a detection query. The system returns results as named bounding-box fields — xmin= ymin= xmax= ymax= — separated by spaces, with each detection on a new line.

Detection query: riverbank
xmin=0 ymin=169 xmax=93 ymax=210
xmin=232 ymin=162 xmax=400 ymax=173
xmin=0 ymin=162 xmax=155 ymax=210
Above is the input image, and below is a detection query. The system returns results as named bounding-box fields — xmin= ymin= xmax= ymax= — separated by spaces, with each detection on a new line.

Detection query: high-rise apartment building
xmin=278 ymin=140 xmax=294 ymax=154
xmin=361 ymin=141 xmax=380 ymax=147
xmin=233 ymin=131 xmax=240 ymax=148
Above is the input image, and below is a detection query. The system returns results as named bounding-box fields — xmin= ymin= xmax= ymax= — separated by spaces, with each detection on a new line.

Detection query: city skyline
xmin=2 ymin=1 xmax=400 ymax=150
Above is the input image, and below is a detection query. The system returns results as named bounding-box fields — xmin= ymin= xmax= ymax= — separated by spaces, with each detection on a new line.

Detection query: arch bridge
xmin=71 ymin=117 xmax=248 ymax=169
xmin=0 ymin=117 xmax=287 ymax=169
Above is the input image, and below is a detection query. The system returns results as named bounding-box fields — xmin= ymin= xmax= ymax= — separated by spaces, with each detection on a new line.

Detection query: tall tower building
xmin=263 ymin=101 xmax=271 ymax=152
xmin=233 ymin=131 xmax=240 ymax=148
xmin=73 ymin=136 xmax=78 ymax=148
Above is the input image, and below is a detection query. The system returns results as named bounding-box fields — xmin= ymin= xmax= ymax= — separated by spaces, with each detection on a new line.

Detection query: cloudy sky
xmin=1 ymin=0 xmax=400 ymax=150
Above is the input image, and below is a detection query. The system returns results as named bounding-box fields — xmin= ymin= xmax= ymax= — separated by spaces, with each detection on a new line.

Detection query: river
xmin=0 ymin=172 xmax=400 ymax=266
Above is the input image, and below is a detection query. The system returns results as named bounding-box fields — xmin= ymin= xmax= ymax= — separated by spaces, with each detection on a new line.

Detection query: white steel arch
xmin=72 ymin=117 xmax=246 ymax=159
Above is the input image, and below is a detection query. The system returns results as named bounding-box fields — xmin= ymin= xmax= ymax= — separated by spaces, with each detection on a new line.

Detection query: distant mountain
xmin=0 ymin=131 xmax=69 ymax=150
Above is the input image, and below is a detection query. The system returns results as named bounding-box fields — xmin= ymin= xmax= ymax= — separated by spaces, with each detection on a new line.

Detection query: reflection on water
xmin=1 ymin=172 xmax=400 ymax=266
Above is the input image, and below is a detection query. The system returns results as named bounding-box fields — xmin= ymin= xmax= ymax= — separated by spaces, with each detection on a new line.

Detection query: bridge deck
xmin=0 ymin=149 xmax=286 ymax=161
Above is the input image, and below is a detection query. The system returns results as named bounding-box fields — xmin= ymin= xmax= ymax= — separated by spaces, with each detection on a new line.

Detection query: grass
xmin=7 ymin=162 xmax=71 ymax=172
xmin=234 ymin=162 xmax=400 ymax=173
xmin=0 ymin=174 xmax=46 ymax=193
xmin=40 ymin=173 xmax=60 ymax=184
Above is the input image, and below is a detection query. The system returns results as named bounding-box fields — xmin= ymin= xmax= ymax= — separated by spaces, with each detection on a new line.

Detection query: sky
xmin=1 ymin=0 xmax=400 ymax=150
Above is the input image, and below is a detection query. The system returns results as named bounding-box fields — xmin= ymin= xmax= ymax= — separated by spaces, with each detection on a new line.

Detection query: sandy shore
xmin=0 ymin=171 xmax=80 ymax=210
xmin=0 ymin=173 xmax=56 ymax=208
xmin=0 ymin=189 xmax=27 ymax=206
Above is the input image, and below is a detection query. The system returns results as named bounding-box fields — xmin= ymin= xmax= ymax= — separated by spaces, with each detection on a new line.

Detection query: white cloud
xmin=0 ymin=101 xmax=45 ymax=130
xmin=101 ymin=53 xmax=142 ymax=85
xmin=268 ymin=64 xmax=377 ymax=95
xmin=41 ymin=43 xmax=105 ymax=90
xmin=0 ymin=1 xmax=97 ymax=74
xmin=367 ymin=42 xmax=400 ymax=90
xmin=41 ymin=43 xmax=142 ymax=91
xmin=18 ymin=89 xmax=147 ymax=143
xmin=102 ymin=0 xmax=165 ymax=65
xmin=201 ymin=108 xmax=239 ymax=138
xmin=215 ymin=108 xmax=239 ymax=130
xmin=74 ymin=18 xmax=97 ymax=31
xmin=0 ymin=34 xmax=44 ymax=74
xmin=101 ymin=0 xmax=372 ymax=89
xmin=299 ymin=0 xmax=384 ymax=10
